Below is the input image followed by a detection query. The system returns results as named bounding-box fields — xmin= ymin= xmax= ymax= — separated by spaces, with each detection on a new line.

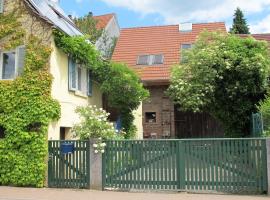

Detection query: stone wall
xmin=3 ymin=0 xmax=52 ymax=45
xmin=142 ymin=86 xmax=175 ymax=138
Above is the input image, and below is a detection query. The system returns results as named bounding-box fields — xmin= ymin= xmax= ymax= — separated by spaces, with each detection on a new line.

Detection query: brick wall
xmin=142 ymin=86 xmax=175 ymax=138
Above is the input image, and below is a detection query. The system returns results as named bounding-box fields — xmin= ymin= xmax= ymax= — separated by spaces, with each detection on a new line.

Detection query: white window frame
xmin=69 ymin=62 xmax=91 ymax=96
xmin=0 ymin=47 xmax=23 ymax=80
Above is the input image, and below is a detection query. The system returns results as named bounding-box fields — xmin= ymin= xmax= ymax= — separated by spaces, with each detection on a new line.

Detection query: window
xmin=137 ymin=54 xmax=164 ymax=65
xmin=0 ymin=46 xmax=25 ymax=80
xmin=152 ymin=54 xmax=164 ymax=65
xmin=181 ymin=44 xmax=192 ymax=62
xmin=137 ymin=55 xmax=149 ymax=65
xmin=68 ymin=58 xmax=92 ymax=96
xmin=77 ymin=66 xmax=82 ymax=91
xmin=60 ymin=127 xmax=71 ymax=140
xmin=145 ymin=112 xmax=156 ymax=123
xmin=60 ymin=127 xmax=66 ymax=140
xmin=2 ymin=52 xmax=15 ymax=79
xmin=0 ymin=0 xmax=4 ymax=14
xmin=179 ymin=23 xmax=192 ymax=32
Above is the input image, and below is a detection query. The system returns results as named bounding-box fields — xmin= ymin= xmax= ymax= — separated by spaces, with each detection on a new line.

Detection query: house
xmin=112 ymin=22 xmax=227 ymax=139
xmin=93 ymin=13 xmax=120 ymax=58
xmin=0 ymin=0 xmax=103 ymax=140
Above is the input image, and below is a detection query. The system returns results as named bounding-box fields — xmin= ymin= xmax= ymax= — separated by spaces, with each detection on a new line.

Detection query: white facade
xmin=95 ymin=15 xmax=120 ymax=58
xmin=48 ymin=40 xmax=103 ymax=140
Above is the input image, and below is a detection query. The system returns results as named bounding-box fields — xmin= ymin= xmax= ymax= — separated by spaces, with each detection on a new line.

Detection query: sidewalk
xmin=0 ymin=187 xmax=268 ymax=200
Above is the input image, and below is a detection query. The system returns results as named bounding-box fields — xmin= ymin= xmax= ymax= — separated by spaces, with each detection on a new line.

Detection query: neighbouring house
xmin=1 ymin=0 xmax=103 ymax=140
xmin=93 ymin=13 xmax=120 ymax=59
xmin=112 ymin=22 xmax=227 ymax=139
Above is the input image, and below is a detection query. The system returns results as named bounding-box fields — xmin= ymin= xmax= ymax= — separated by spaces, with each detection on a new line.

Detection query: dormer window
xmin=137 ymin=54 xmax=164 ymax=65
xmin=179 ymin=23 xmax=192 ymax=32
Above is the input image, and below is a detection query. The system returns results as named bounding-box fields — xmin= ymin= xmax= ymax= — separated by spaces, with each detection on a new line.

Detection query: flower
xmin=101 ymin=150 xmax=105 ymax=153
xmin=94 ymin=150 xmax=99 ymax=154
xmin=93 ymin=144 xmax=98 ymax=148
xmin=101 ymin=143 xmax=106 ymax=147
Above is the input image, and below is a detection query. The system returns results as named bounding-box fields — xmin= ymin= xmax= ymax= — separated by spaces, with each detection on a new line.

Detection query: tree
xmin=230 ymin=7 xmax=250 ymax=34
xmin=167 ymin=31 xmax=270 ymax=137
xmin=73 ymin=12 xmax=103 ymax=43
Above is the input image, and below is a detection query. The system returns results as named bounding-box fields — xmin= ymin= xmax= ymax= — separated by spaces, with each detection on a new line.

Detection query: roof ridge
xmin=121 ymin=21 xmax=225 ymax=30
xmin=251 ymin=33 xmax=270 ymax=35
xmin=93 ymin=13 xmax=115 ymax=18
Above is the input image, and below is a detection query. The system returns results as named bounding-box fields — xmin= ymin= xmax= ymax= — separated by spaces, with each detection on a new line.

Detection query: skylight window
xmin=137 ymin=54 xmax=164 ymax=65
xmin=137 ymin=55 xmax=149 ymax=65
xmin=152 ymin=54 xmax=164 ymax=65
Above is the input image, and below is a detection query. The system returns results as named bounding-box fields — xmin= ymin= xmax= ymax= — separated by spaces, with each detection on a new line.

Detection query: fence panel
xmin=48 ymin=140 xmax=90 ymax=188
xmin=103 ymin=138 xmax=267 ymax=194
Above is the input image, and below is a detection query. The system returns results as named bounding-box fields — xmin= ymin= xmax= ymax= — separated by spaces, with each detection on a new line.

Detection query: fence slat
xmin=103 ymin=138 xmax=267 ymax=194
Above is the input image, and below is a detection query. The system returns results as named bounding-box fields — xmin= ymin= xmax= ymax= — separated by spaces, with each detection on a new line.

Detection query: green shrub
xmin=168 ymin=31 xmax=270 ymax=137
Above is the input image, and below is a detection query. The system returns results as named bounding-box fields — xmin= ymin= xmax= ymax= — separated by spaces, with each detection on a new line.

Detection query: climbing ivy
xmin=0 ymin=8 xmax=60 ymax=187
xmin=54 ymin=30 xmax=149 ymax=138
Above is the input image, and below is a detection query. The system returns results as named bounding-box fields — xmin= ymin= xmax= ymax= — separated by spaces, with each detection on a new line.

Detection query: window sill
xmin=74 ymin=91 xmax=88 ymax=99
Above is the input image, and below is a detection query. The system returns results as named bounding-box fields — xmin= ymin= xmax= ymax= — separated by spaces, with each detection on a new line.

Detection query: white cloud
xmin=250 ymin=15 xmax=270 ymax=33
xmin=100 ymin=0 xmax=270 ymax=28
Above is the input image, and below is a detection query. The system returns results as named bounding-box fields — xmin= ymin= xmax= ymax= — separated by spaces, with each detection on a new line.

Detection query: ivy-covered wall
xmin=0 ymin=1 xmax=60 ymax=187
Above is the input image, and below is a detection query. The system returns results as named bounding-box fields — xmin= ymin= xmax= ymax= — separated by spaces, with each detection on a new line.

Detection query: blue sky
xmin=60 ymin=0 xmax=270 ymax=33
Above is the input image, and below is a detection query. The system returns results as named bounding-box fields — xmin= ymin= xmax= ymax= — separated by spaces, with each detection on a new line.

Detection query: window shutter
xmin=16 ymin=46 xmax=26 ymax=76
xmin=0 ymin=0 xmax=4 ymax=14
xmin=87 ymin=70 xmax=93 ymax=96
xmin=68 ymin=57 xmax=77 ymax=91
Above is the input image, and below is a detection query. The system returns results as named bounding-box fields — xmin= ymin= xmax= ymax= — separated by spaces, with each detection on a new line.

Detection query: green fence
xmin=48 ymin=140 xmax=90 ymax=188
xmin=103 ymin=138 xmax=268 ymax=193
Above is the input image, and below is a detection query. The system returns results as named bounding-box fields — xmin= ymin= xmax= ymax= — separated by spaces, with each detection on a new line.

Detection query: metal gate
xmin=48 ymin=140 xmax=90 ymax=188
xmin=103 ymin=138 xmax=268 ymax=194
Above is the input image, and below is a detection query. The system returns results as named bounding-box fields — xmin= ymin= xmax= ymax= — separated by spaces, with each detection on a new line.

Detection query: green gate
xmin=48 ymin=140 xmax=90 ymax=188
xmin=103 ymin=138 xmax=268 ymax=194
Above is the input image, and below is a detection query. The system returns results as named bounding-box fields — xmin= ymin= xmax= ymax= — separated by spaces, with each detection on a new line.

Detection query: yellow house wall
xmin=48 ymin=39 xmax=103 ymax=140
xmin=133 ymin=102 xmax=143 ymax=139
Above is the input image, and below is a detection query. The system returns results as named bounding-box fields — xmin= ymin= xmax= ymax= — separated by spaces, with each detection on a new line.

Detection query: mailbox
xmin=60 ymin=142 xmax=74 ymax=154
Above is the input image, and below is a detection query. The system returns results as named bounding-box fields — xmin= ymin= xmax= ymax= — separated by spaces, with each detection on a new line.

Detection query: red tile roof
xmin=93 ymin=13 xmax=114 ymax=30
xmin=112 ymin=22 xmax=226 ymax=83
xmin=239 ymin=33 xmax=270 ymax=44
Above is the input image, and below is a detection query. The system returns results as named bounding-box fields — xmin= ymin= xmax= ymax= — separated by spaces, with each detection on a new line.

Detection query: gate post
xmin=89 ymin=139 xmax=103 ymax=190
xmin=266 ymin=138 xmax=270 ymax=195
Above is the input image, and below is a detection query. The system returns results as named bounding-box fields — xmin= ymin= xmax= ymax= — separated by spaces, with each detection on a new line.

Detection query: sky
xmin=60 ymin=0 xmax=270 ymax=33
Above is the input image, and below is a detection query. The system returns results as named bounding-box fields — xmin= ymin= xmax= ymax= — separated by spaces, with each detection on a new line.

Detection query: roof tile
xmin=93 ymin=13 xmax=114 ymax=30
xmin=112 ymin=22 xmax=226 ymax=82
